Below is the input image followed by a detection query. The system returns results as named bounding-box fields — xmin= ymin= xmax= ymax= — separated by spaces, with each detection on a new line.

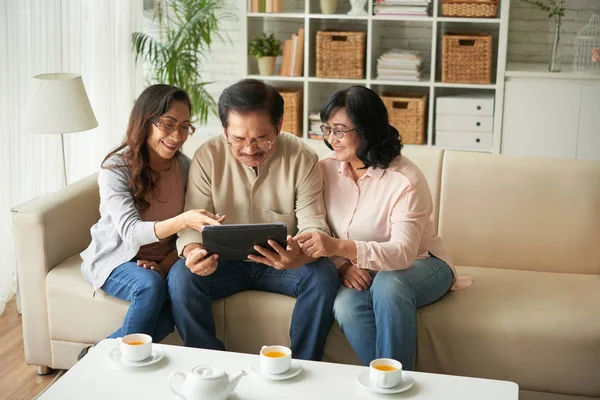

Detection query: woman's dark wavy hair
xmin=102 ymin=84 xmax=192 ymax=212
xmin=320 ymin=86 xmax=403 ymax=169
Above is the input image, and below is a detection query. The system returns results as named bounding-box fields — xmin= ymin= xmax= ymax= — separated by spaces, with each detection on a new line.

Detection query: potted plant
xmin=132 ymin=0 xmax=233 ymax=124
xmin=519 ymin=0 xmax=566 ymax=72
xmin=249 ymin=33 xmax=282 ymax=76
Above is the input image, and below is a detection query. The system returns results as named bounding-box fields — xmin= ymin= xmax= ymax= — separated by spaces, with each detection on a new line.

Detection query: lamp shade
xmin=23 ymin=73 xmax=98 ymax=134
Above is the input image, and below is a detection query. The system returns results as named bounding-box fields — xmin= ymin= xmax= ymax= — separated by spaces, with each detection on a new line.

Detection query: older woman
xmin=296 ymin=86 xmax=471 ymax=369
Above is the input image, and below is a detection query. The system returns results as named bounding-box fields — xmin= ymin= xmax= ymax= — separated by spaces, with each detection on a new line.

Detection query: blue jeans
xmin=102 ymin=260 xmax=175 ymax=342
xmin=333 ymin=256 xmax=453 ymax=369
xmin=167 ymin=257 xmax=339 ymax=361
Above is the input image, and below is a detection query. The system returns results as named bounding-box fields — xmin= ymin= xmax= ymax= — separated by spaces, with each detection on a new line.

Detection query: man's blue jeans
xmin=102 ymin=260 xmax=175 ymax=342
xmin=167 ymin=257 xmax=339 ymax=361
xmin=333 ymin=256 xmax=453 ymax=369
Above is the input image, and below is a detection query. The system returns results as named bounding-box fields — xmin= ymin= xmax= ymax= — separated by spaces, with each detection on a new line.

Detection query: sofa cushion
xmin=45 ymin=255 xmax=362 ymax=365
xmin=45 ymin=255 xmax=225 ymax=344
xmin=438 ymin=151 xmax=600 ymax=274
xmin=417 ymin=265 xmax=600 ymax=398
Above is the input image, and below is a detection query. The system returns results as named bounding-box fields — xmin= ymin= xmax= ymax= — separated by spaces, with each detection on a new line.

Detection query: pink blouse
xmin=320 ymin=153 xmax=471 ymax=290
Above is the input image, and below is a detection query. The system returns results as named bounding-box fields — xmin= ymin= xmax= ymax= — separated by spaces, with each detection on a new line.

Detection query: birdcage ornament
xmin=573 ymin=14 xmax=600 ymax=73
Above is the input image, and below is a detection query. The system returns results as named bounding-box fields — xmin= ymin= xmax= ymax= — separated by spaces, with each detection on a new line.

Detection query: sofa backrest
xmin=438 ymin=151 xmax=600 ymax=275
xmin=183 ymin=134 xmax=600 ymax=275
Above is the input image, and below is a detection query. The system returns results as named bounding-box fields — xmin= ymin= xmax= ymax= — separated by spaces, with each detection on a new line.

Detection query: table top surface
xmin=40 ymin=339 xmax=519 ymax=399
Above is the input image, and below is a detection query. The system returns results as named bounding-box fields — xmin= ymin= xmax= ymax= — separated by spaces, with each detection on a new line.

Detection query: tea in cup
xmin=369 ymin=358 xmax=403 ymax=388
xmin=260 ymin=345 xmax=291 ymax=375
xmin=120 ymin=333 xmax=152 ymax=362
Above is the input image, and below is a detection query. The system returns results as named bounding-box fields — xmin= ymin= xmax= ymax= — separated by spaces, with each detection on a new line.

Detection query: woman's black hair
xmin=218 ymin=79 xmax=284 ymax=128
xmin=320 ymin=86 xmax=403 ymax=169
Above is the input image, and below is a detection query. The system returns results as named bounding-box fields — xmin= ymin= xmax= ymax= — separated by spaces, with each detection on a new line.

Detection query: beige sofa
xmin=13 ymin=137 xmax=600 ymax=400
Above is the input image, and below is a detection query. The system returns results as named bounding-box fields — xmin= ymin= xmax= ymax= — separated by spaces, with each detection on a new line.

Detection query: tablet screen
xmin=202 ymin=223 xmax=287 ymax=261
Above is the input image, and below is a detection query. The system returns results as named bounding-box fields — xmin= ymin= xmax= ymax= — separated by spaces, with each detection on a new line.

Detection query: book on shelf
xmin=279 ymin=28 xmax=305 ymax=77
xmin=376 ymin=49 xmax=424 ymax=81
xmin=373 ymin=0 xmax=431 ymax=16
xmin=250 ymin=0 xmax=282 ymax=12
xmin=280 ymin=40 xmax=291 ymax=77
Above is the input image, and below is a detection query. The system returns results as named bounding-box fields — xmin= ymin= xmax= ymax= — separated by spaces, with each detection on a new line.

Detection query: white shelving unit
xmin=242 ymin=0 xmax=510 ymax=153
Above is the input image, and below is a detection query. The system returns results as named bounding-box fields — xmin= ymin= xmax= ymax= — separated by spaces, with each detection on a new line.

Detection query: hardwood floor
xmin=0 ymin=297 xmax=60 ymax=400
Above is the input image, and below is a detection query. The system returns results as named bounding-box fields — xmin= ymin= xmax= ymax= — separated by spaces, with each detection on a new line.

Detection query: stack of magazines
xmin=308 ymin=112 xmax=323 ymax=140
xmin=373 ymin=0 xmax=431 ymax=16
xmin=377 ymin=49 xmax=424 ymax=81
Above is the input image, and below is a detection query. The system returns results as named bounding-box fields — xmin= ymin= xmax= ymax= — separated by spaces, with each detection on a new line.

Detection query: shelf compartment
xmin=247 ymin=18 xmax=305 ymax=76
xmin=371 ymin=20 xmax=433 ymax=83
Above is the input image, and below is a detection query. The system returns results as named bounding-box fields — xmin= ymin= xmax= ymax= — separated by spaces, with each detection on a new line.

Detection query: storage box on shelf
xmin=381 ymin=93 xmax=427 ymax=144
xmin=442 ymin=32 xmax=493 ymax=84
xmin=277 ymin=87 xmax=303 ymax=136
xmin=316 ymin=30 xmax=366 ymax=79
xmin=435 ymin=93 xmax=495 ymax=151
xmin=441 ymin=0 xmax=498 ymax=18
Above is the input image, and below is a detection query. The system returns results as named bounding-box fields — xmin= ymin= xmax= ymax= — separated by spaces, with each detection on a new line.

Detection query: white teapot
xmin=168 ymin=365 xmax=247 ymax=400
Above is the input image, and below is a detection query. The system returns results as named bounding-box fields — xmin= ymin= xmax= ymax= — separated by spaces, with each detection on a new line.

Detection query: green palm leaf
xmin=132 ymin=0 xmax=235 ymax=124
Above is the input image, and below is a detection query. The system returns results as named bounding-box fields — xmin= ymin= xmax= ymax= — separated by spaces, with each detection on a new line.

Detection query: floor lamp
xmin=22 ymin=73 xmax=98 ymax=186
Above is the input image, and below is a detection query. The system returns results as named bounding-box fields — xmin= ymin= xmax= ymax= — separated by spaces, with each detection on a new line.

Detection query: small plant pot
xmin=320 ymin=0 xmax=337 ymax=14
xmin=257 ymin=57 xmax=276 ymax=76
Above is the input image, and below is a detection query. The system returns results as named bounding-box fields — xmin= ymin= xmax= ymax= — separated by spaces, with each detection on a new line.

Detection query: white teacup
xmin=119 ymin=333 xmax=152 ymax=362
xmin=260 ymin=345 xmax=292 ymax=375
xmin=369 ymin=358 xmax=403 ymax=388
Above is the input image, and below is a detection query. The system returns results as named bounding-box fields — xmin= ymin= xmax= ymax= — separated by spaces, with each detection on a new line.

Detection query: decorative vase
xmin=549 ymin=18 xmax=561 ymax=72
xmin=257 ymin=56 xmax=276 ymax=76
xmin=347 ymin=0 xmax=367 ymax=16
xmin=320 ymin=0 xmax=337 ymax=14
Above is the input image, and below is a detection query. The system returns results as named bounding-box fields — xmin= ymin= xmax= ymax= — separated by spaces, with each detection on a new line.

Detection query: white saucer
xmin=357 ymin=371 xmax=415 ymax=394
xmin=250 ymin=360 xmax=303 ymax=381
xmin=109 ymin=345 xmax=165 ymax=367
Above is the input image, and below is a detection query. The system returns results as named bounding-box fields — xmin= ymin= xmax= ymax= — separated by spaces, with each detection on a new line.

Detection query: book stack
xmin=308 ymin=112 xmax=323 ymax=140
xmin=373 ymin=0 xmax=431 ymax=16
xmin=377 ymin=49 xmax=424 ymax=81
xmin=280 ymin=28 xmax=305 ymax=77
xmin=250 ymin=0 xmax=283 ymax=12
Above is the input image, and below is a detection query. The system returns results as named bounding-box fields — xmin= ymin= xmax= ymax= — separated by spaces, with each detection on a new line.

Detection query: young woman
xmin=296 ymin=86 xmax=471 ymax=369
xmin=80 ymin=84 xmax=223 ymax=358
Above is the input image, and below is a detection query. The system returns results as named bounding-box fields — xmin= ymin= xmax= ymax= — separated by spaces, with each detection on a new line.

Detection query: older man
xmin=168 ymin=79 xmax=339 ymax=360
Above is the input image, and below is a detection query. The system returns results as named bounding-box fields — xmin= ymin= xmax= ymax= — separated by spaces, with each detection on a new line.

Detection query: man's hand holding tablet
xmin=248 ymin=235 xmax=313 ymax=270
xmin=183 ymin=243 xmax=219 ymax=276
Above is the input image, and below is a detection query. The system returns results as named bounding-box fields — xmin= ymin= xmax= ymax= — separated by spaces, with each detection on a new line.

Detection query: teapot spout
xmin=227 ymin=370 xmax=247 ymax=393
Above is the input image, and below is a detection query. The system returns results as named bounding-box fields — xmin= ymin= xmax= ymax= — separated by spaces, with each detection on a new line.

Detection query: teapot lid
xmin=191 ymin=366 xmax=226 ymax=379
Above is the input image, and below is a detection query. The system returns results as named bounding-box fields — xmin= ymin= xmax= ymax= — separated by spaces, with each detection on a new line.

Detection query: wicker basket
xmin=442 ymin=33 xmax=493 ymax=84
xmin=316 ymin=31 xmax=366 ymax=79
xmin=380 ymin=94 xmax=427 ymax=145
xmin=278 ymin=88 xmax=303 ymax=137
xmin=442 ymin=0 xmax=499 ymax=18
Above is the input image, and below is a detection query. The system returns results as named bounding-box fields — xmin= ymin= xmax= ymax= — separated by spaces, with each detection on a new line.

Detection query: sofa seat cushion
xmin=417 ymin=265 xmax=600 ymax=398
xmin=45 ymin=255 xmax=362 ymax=365
xmin=45 ymin=255 xmax=225 ymax=344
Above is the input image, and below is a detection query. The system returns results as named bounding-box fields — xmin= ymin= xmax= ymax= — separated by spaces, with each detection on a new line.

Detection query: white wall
xmin=508 ymin=0 xmax=600 ymax=64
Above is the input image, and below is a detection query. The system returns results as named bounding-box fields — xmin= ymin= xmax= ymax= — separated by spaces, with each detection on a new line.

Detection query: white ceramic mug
xmin=119 ymin=333 xmax=152 ymax=362
xmin=260 ymin=345 xmax=292 ymax=375
xmin=369 ymin=358 xmax=403 ymax=388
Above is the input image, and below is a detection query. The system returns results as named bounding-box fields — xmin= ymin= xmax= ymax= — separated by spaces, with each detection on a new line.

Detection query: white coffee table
xmin=39 ymin=339 xmax=518 ymax=399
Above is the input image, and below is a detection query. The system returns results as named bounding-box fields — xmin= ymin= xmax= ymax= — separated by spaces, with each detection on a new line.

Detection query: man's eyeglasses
xmin=320 ymin=125 xmax=356 ymax=139
xmin=227 ymin=136 xmax=274 ymax=151
xmin=152 ymin=119 xmax=196 ymax=136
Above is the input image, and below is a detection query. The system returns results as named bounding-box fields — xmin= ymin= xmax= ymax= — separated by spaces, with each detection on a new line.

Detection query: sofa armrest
xmin=12 ymin=172 xmax=100 ymax=367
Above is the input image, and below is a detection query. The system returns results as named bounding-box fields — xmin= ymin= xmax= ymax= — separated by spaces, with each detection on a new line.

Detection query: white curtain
xmin=0 ymin=0 xmax=143 ymax=316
